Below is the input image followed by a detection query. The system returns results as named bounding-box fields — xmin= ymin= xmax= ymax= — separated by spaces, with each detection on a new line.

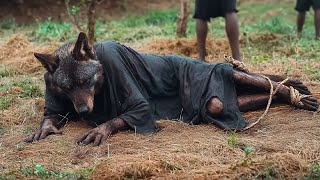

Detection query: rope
xmin=241 ymin=76 xmax=289 ymax=131
xmin=223 ymin=55 xmax=286 ymax=130
xmin=224 ymin=55 xmax=249 ymax=73
xmin=224 ymin=55 xmax=310 ymax=130
xmin=289 ymin=86 xmax=312 ymax=107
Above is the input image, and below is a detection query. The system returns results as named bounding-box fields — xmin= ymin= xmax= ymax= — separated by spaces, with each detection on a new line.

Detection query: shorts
xmin=295 ymin=0 xmax=320 ymax=12
xmin=193 ymin=0 xmax=238 ymax=21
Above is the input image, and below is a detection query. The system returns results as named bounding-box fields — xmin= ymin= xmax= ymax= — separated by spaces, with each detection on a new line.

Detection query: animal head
xmin=34 ymin=32 xmax=104 ymax=116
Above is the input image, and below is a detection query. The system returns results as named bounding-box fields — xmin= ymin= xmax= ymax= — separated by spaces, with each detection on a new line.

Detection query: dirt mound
xmin=0 ymin=35 xmax=58 ymax=75
xmin=140 ymin=38 xmax=230 ymax=62
xmin=241 ymin=33 xmax=280 ymax=48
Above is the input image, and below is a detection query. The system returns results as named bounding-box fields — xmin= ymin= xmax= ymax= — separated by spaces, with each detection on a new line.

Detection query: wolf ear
xmin=34 ymin=53 xmax=59 ymax=73
xmin=72 ymin=32 xmax=96 ymax=61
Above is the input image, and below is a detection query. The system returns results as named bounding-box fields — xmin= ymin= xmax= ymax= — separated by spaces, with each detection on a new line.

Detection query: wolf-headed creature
xmin=26 ymin=32 xmax=319 ymax=146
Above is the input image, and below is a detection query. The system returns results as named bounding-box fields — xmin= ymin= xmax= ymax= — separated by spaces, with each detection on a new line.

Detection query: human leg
xmin=196 ymin=19 xmax=208 ymax=61
xmin=225 ymin=12 xmax=241 ymax=61
xmin=232 ymin=70 xmax=319 ymax=111
xmin=295 ymin=0 xmax=310 ymax=37
xmin=297 ymin=12 xmax=306 ymax=37
xmin=237 ymin=94 xmax=278 ymax=112
xmin=193 ymin=0 xmax=212 ymax=61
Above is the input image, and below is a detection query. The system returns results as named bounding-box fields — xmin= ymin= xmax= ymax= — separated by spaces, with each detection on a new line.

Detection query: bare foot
xmin=284 ymin=79 xmax=311 ymax=95
xmin=297 ymin=96 xmax=319 ymax=111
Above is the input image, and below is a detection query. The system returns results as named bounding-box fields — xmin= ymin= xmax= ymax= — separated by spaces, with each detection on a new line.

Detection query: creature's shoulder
xmin=94 ymin=41 xmax=129 ymax=65
xmin=94 ymin=41 xmax=124 ymax=53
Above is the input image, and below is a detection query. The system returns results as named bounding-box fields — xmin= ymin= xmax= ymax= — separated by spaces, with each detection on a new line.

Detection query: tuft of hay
xmin=0 ymin=34 xmax=59 ymax=75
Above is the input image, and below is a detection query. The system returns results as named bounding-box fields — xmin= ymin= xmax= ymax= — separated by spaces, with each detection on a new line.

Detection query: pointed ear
xmin=72 ymin=32 xmax=96 ymax=61
xmin=34 ymin=53 xmax=59 ymax=73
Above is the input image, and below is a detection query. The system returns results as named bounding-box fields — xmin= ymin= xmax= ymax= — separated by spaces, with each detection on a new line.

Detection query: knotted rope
xmin=289 ymin=86 xmax=312 ymax=107
xmin=224 ymin=55 xmax=249 ymax=72
xmin=224 ymin=55 xmax=308 ymax=130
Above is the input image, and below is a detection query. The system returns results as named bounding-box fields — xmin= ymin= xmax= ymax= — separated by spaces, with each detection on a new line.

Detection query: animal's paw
xmin=285 ymin=79 xmax=311 ymax=95
xmin=299 ymin=96 xmax=319 ymax=111
xmin=25 ymin=124 xmax=62 ymax=143
xmin=77 ymin=123 xmax=111 ymax=146
xmin=290 ymin=86 xmax=319 ymax=111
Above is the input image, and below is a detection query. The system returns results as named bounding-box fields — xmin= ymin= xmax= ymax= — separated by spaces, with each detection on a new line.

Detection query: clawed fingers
xmin=24 ymin=126 xmax=63 ymax=143
xmin=51 ymin=126 xmax=63 ymax=135
xmin=301 ymin=98 xmax=319 ymax=111
xmin=82 ymin=132 xmax=96 ymax=145
xmin=295 ymin=87 xmax=311 ymax=95
xmin=77 ymin=131 xmax=91 ymax=145
xmin=77 ymin=131 xmax=96 ymax=145
xmin=92 ymin=134 xmax=103 ymax=147
xmin=25 ymin=133 xmax=36 ymax=143
xmin=286 ymin=80 xmax=311 ymax=95
xmin=77 ymin=132 xmax=110 ymax=146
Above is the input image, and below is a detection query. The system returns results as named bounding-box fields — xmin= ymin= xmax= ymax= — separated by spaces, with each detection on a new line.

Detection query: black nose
xmin=79 ymin=106 xmax=89 ymax=116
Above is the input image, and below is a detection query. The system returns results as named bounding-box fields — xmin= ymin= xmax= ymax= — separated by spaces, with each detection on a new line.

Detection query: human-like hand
xmin=25 ymin=122 xmax=62 ymax=143
xmin=77 ymin=123 xmax=111 ymax=146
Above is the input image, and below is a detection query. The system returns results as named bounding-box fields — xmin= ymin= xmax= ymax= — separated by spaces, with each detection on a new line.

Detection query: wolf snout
xmin=78 ymin=105 xmax=90 ymax=116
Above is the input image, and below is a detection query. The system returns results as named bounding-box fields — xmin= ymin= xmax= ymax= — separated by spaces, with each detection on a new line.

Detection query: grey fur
xmin=52 ymin=42 xmax=102 ymax=90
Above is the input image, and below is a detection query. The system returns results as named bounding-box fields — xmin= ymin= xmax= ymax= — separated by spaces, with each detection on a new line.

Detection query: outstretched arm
xmin=25 ymin=81 xmax=72 ymax=143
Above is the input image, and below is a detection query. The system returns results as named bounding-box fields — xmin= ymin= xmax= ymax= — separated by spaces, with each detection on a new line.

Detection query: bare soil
xmin=0 ymin=0 xmax=177 ymax=24
xmin=0 ymin=33 xmax=320 ymax=179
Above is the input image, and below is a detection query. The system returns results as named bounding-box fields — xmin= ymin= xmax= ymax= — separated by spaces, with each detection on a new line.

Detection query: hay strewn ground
xmin=0 ymin=35 xmax=319 ymax=179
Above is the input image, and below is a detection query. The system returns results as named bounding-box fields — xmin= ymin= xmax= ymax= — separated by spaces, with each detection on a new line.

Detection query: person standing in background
xmin=194 ymin=0 xmax=242 ymax=61
xmin=295 ymin=0 xmax=320 ymax=39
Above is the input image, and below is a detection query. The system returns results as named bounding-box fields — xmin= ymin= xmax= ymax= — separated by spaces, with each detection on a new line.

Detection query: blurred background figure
xmin=295 ymin=0 xmax=320 ymax=39
xmin=193 ymin=0 xmax=241 ymax=61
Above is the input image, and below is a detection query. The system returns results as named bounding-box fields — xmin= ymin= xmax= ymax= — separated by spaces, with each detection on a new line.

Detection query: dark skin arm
xmin=77 ymin=118 xmax=129 ymax=146
xmin=25 ymin=115 xmax=67 ymax=143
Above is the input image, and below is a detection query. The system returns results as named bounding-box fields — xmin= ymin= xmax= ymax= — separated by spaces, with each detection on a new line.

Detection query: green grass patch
xmin=0 ymin=18 xmax=17 ymax=30
xmin=0 ymin=66 xmax=15 ymax=78
xmin=0 ymin=77 xmax=43 ymax=110
xmin=13 ymin=78 xmax=43 ymax=98
xmin=303 ymin=66 xmax=320 ymax=82
xmin=35 ymin=19 xmax=74 ymax=41
xmin=257 ymin=164 xmax=280 ymax=179
xmin=305 ymin=163 xmax=320 ymax=179
xmin=255 ymin=17 xmax=293 ymax=34
xmin=227 ymin=133 xmax=238 ymax=147
xmin=0 ymin=97 xmax=12 ymax=110
xmin=19 ymin=164 xmax=93 ymax=180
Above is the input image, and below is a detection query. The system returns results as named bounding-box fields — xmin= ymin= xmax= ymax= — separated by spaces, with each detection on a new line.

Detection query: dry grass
xmin=0 ymin=35 xmax=320 ymax=179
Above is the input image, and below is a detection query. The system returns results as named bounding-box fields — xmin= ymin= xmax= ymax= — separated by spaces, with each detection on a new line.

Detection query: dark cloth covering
xmin=295 ymin=0 xmax=320 ymax=12
xmin=44 ymin=41 xmax=247 ymax=134
xmin=193 ymin=0 xmax=238 ymax=20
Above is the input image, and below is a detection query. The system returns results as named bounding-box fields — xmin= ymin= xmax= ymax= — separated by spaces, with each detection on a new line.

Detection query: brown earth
xmin=0 ymin=0 xmax=177 ymax=24
xmin=0 ymin=35 xmax=320 ymax=179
